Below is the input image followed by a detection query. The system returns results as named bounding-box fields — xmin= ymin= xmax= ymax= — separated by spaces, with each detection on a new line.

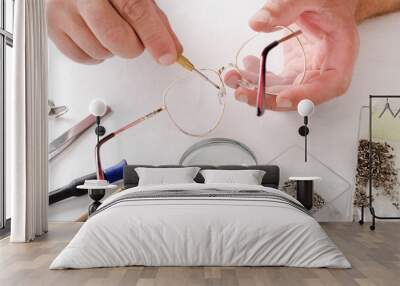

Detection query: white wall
xmin=48 ymin=0 xmax=400 ymax=221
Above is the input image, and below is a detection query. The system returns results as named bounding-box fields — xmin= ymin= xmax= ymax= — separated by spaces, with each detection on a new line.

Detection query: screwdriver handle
xmin=177 ymin=55 xmax=194 ymax=71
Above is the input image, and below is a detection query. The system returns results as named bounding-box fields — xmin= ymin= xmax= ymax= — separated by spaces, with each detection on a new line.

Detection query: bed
xmin=50 ymin=164 xmax=350 ymax=269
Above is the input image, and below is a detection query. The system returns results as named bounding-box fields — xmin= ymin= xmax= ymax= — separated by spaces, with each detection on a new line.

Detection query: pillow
xmin=135 ymin=167 xmax=200 ymax=186
xmin=200 ymin=169 xmax=266 ymax=185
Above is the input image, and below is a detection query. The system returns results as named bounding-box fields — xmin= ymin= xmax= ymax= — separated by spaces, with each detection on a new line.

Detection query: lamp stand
xmin=298 ymin=116 xmax=309 ymax=162
xmin=95 ymin=116 xmax=106 ymax=144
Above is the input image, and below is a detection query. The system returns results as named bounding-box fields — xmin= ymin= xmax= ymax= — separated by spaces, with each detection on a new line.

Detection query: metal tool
xmin=48 ymin=100 xmax=69 ymax=119
xmin=49 ymin=106 xmax=111 ymax=161
xmin=177 ymin=55 xmax=221 ymax=90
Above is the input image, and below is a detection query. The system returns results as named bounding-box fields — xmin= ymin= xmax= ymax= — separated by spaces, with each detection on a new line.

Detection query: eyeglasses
xmin=95 ymin=70 xmax=226 ymax=179
xmin=177 ymin=27 xmax=306 ymax=117
xmin=95 ymin=27 xmax=306 ymax=180
xmin=255 ymin=29 xmax=305 ymax=116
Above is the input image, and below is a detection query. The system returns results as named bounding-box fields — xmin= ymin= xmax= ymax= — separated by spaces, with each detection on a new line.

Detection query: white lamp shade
xmin=89 ymin=99 xmax=107 ymax=117
xmin=297 ymin=99 xmax=315 ymax=117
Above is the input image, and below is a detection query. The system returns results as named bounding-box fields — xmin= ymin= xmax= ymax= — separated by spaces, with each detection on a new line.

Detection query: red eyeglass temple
xmin=95 ymin=107 xmax=166 ymax=180
xmin=256 ymin=30 xmax=302 ymax=117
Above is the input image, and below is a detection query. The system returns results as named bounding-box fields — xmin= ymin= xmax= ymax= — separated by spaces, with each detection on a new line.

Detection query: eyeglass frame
xmin=256 ymin=30 xmax=304 ymax=116
xmin=95 ymin=28 xmax=305 ymax=180
xmin=95 ymin=69 xmax=226 ymax=180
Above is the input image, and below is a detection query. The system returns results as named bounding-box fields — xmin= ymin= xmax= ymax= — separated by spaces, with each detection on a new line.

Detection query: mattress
xmin=50 ymin=183 xmax=350 ymax=269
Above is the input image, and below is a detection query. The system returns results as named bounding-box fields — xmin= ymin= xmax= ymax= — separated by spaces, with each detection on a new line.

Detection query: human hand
xmin=46 ymin=0 xmax=182 ymax=65
xmin=224 ymin=0 xmax=360 ymax=111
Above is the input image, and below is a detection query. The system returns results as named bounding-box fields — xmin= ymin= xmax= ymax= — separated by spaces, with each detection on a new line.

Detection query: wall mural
xmin=269 ymin=145 xmax=352 ymax=222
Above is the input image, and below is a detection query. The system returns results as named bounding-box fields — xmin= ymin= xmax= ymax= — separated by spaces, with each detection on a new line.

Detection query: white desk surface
xmin=77 ymin=184 xmax=118 ymax=190
xmin=289 ymin=177 xmax=322 ymax=181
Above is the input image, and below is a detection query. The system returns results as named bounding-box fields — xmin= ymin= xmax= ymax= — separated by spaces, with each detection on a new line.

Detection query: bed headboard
xmin=123 ymin=165 xmax=280 ymax=189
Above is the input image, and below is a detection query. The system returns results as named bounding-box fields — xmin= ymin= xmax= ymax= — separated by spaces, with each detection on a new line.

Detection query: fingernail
xmin=237 ymin=94 xmax=248 ymax=104
xmin=277 ymin=98 xmax=293 ymax=108
xmin=158 ymin=53 xmax=176 ymax=65
xmin=87 ymin=59 xmax=104 ymax=65
xmin=250 ymin=10 xmax=271 ymax=23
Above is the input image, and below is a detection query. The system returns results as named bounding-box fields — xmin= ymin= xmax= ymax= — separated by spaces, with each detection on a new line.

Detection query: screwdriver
xmin=177 ymin=55 xmax=221 ymax=90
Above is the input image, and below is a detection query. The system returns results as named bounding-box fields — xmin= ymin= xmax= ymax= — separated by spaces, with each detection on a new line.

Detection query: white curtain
xmin=10 ymin=0 xmax=48 ymax=242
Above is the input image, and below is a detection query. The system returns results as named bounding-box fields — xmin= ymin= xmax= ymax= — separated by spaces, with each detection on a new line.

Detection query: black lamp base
xmin=296 ymin=180 xmax=314 ymax=210
xmin=88 ymin=189 xmax=105 ymax=215
xmin=298 ymin=125 xmax=309 ymax=137
xmin=95 ymin=125 xmax=106 ymax=137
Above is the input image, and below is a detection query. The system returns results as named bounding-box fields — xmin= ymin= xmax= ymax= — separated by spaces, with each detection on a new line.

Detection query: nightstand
xmin=289 ymin=177 xmax=321 ymax=210
xmin=77 ymin=181 xmax=117 ymax=215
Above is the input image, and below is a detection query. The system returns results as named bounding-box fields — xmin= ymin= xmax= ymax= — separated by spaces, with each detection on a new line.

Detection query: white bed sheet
xmin=50 ymin=183 xmax=350 ymax=269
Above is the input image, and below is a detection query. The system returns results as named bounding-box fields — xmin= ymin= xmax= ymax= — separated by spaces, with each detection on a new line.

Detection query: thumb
xmin=249 ymin=0 xmax=318 ymax=32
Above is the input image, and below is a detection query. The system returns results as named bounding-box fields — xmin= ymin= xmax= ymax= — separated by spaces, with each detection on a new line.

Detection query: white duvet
xmin=50 ymin=183 xmax=350 ymax=269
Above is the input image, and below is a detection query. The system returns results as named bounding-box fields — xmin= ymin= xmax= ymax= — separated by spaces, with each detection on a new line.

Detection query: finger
xmin=276 ymin=70 xmax=346 ymax=109
xmin=235 ymin=70 xmax=323 ymax=110
xmin=223 ymin=67 xmax=259 ymax=88
xmin=77 ymin=0 xmax=144 ymax=59
xmin=64 ymin=13 xmax=112 ymax=60
xmin=267 ymin=84 xmax=293 ymax=94
xmin=49 ymin=29 xmax=103 ymax=64
xmin=224 ymin=67 xmax=296 ymax=91
xmin=156 ymin=7 xmax=183 ymax=55
xmin=150 ymin=0 xmax=183 ymax=54
xmin=249 ymin=0 xmax=318 ymax=32
xmin=240 ymin=69 xmax=293 ymax=87
xmin=235 ymin=87 xmax=256 ymax=105
xmin=224 ymin=70 xmax=242 ymax=88
xmin=234 ymin=87 xmax=287 ymax=111
xmin=242 ymin=55 xmax=260 ymax=73
xmin=112 ymin=0 xmax=179 ymax=65
xmin=239 ymin=69 xmax=259 ymax=84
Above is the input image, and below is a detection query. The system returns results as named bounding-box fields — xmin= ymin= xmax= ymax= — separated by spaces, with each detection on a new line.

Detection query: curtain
xmin=10 ymin=0 xmax=48 ymax=242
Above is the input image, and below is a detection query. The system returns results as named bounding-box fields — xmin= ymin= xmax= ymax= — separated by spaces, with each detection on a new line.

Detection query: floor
xmin=48 ymin=195 xmax=91 ymax=221
xmin=48 ymin=189 xmax=118 ymax=222
xmin=0 ymin=222 xmax=399 ymax=286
